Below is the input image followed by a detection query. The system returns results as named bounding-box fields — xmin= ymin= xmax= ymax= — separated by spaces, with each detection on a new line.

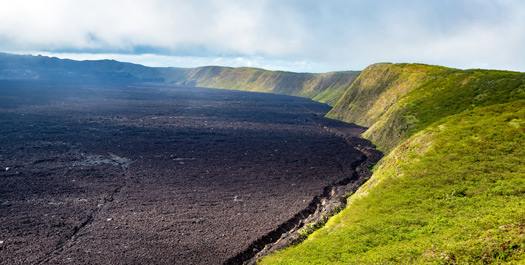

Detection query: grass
xmin=296 ymin=204 xmax=346 ymax=243
xmin=260 ymin=100 xmax=525 ymax=264
xmin=327 ymin=64 xmax=525 ymax=153
xmin=180 ymin=66 xmax=360 ymax=106
xmin=327 ymin=63 xmax=445 ymax=128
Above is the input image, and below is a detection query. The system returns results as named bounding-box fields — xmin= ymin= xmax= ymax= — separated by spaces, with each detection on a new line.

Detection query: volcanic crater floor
xmin=0 ymin=83 xmax=373 ymax=264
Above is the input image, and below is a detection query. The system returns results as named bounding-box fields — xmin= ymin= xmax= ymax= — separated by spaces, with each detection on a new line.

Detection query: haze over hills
xmin=0 ymin=53 xmax=359 ymax=106
xmin=1 ymin=52 xmax=524 ymax=263
xmin=0 ymin=52 xmax=171 ymax=84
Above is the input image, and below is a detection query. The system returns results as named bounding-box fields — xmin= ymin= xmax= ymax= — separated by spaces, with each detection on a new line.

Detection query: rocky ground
xmin=0 ymin=81 xmax=373 ymax=264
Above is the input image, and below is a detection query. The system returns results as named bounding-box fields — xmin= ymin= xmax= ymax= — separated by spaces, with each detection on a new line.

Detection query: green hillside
xmin=327 ymin=63 xmax=525 ymax=152
xmin=262 ymin=100 xmax=525 ymax=264
xmin=260 ymin=64 xmax=525 ymax=264
xmin=179 ymin=66 xmax=360 ymax=106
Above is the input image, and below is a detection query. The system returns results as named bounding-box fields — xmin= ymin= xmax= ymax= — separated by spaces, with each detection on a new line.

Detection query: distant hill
xmin=0 ymin=53 xmax=359 ymax=105
xmin=0 ymin=52 xmax=178 ymax=84
xmin=180 ymin=66 xmax=360 ymax=105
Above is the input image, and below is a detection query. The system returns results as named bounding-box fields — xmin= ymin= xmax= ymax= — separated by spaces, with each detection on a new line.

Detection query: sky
xmin=1 ymin=0 xmax=524 ymax=73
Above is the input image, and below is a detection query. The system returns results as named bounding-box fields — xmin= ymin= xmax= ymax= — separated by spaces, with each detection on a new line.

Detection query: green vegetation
xmin=327 ymin=63 xmax=525 ymax=152
xmin=179 ymin=66 xmax=360 ymax=106
xmin=260 ymin=64 xmax=525 ymax=264
xmin=261 ymin=100 xmax=525 ymax=264
xmin=296 ymin=204 xmax=346 ymax=243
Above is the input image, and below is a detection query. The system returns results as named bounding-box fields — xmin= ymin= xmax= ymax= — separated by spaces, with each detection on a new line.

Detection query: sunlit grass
xmin=261 ymin=101 xmax=525 ymax=264
xmin=184 ymin=66 xmax=360 ymax=106
xmin=328 ymin=63 xmax=525 ymax=153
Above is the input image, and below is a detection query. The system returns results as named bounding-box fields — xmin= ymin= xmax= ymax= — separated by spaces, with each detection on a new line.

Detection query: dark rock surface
xmin=0 ymin=81 xmax=372 ymax=264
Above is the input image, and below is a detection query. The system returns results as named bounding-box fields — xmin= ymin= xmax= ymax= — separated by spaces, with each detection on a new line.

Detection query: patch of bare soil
xmin=0 ymin=82 xmax=377 ymax=264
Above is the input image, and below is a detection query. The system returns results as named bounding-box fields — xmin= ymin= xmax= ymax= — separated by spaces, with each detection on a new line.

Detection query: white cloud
xmin=0 ymin=0 xmax=311 ymax=56
xmin=1 ymin=0 xmax=525 ymax=72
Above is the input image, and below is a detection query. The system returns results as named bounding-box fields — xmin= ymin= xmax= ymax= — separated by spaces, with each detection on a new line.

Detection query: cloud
xmin=1 ymin=0 xmax=524 ymax=72
xmin=0 ymin=0 xmax=308 ymax=56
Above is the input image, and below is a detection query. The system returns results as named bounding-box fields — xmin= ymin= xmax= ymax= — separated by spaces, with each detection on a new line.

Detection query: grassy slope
xmin=180 ymin=66 xmax=360 ymax=106
xmin=261 ymin=65 xmax=525 ymax=264
xmin=262 ymin=100 xmax=525 ymax=264
xmin=327 ymin=63 xmax=525 ymax=152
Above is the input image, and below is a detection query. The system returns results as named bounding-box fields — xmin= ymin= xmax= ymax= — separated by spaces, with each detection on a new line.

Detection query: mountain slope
xmin=179 ymin=66 xmax=359 ymax=105
xmin=261 ymin=64 xmax=525 ymax=264
xmin=327 ymin=63 xmax=525 ymax=152
xmin=262 ymin=100 xmax=525 ymax=264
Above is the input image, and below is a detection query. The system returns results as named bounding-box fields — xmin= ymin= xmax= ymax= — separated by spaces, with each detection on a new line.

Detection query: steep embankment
xmin=0 ymin=53 xmax=359 ymax=106
xmin=261 ymin=64 xmax=525 ymax=264
xmin=262 ymin=100 xmax=525 ymax=264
